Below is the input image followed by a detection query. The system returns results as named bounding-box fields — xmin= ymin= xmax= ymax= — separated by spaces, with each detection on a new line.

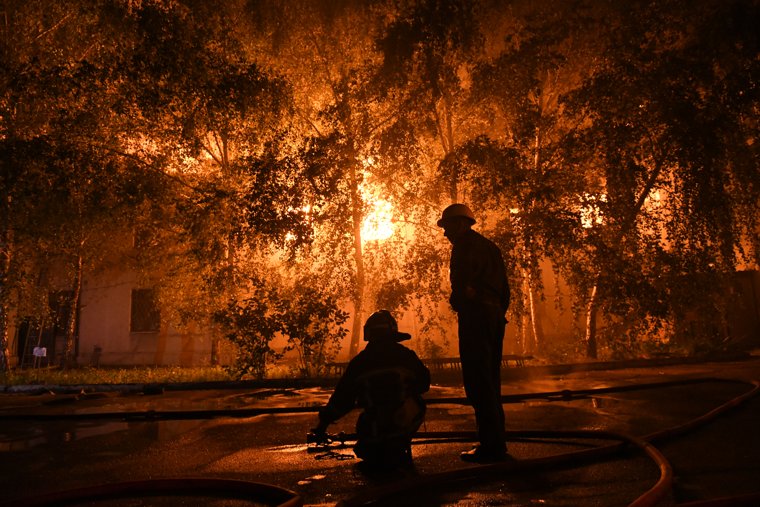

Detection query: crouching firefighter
xmin=309 ymin=310 xmax=431 ymax=470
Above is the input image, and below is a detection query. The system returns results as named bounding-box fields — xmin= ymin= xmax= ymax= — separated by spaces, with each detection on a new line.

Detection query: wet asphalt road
xmin=1 ymin=357 xmax=759 ymax=506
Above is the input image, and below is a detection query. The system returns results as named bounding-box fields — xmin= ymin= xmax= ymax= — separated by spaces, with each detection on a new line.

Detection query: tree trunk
xmin=210 ymin=320 xmax=221 ymax=367
xmin=347 ymin=163 xmax=366 ymax=357
xmin=525 ymin=121 xmax=545 ymax=354
xmin=0 ymin=190 xmax=13 ymax=371
xmin=584 ymin=280 xmax=599 ymax=359
xmin=0 ymin=266 xmax=10 ymax=371
xmin=442 ymin=94 xmax=457 ymax=202
xmin=431 ymin=94 xmax=457 ymax=201
xmin=63 ymin=252 xmax=84 ymax=369
xmin=527 ymin=278 xmax=544 ymax=353
xmin=520 ymin=313 xmax=530 ymax=356
xmin=210 ymin=336 xmax=219 ymax=366
xmin=583 ymin=160 xmax=663 ymax=360
xmin=0 ymin=301 xmax=9 ymax=372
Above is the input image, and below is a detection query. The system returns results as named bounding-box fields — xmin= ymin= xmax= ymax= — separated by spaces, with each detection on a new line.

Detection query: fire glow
xmin=361 ymin=197 xmax=394 ymax=242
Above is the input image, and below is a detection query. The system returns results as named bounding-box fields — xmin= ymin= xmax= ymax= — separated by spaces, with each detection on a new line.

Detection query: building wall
xmin=78 ymin=270 xmax=215 ymax=367
xmin=729 ymin=270 xmax=760 ymax=348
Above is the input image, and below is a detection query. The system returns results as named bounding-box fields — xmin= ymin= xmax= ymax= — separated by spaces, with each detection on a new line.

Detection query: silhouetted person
xmin=310 ymin=310 xmax=430 ymax=471
xmin=437 ymin=203 xmax=511 ymax=463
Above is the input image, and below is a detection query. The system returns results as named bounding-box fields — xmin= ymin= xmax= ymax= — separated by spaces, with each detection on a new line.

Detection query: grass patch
xmin=0 ymin=366 xmax=236 ymax=386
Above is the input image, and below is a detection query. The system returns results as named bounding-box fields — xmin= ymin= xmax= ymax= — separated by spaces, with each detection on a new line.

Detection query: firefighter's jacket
xmin=319 ymin=339 xmax=430 ymax=435
xmin=449 ymin=228 xmax=510 ymax=314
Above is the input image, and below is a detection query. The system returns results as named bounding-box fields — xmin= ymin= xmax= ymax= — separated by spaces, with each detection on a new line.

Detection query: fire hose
xmin=340 ymin=378 xmax=760 ymax=507
xmin=1 ymin=377 xmax=757 ymax=507
xmin=6 ymin=478 xmax=302 ymax=507
xmin=0 ymin=376 xmax=744 ymax=422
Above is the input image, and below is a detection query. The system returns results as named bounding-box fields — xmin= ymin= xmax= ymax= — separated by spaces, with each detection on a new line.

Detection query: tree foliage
xmin=560 ymin=0 xmax=760 ymax=357
xmin=1 ymin=0 xmax=758 ymax=371
xmin=215 ymin=272 xmax=348 ymax=379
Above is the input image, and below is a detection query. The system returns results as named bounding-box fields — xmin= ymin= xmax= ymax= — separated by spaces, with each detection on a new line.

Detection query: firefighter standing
xmin=310 ymin=310 xmax=430 ymax=470
xmin=437 ymin=203 xmax=511 ymax=463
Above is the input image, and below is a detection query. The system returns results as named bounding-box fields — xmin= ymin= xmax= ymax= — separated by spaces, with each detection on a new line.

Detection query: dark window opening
xmin=130 ymin=288 xmax=160 ymax=333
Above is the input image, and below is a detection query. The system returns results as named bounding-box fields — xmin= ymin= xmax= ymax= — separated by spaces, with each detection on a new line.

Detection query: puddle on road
xmin=74 ymin=395 xmax=241 ymax=413
xmin=0 ymin=387 xmax=319 ymax=453
xmin=520 ymin=394 xmax=622 ymax=410
xmin=244 ymin=388 xmax=300 ymax=399
xmin=0 ymin=429 xmax=47 ymax=451
xmin=0 ymin=390 xmax=632 ymax=453
xmin=0 ymin=418 xmax=204 ymax=452
xmin=265 ymin=442 xmax=311 ymax=453
xmin=0 ymin=420 xmax=126 ymax=451
xmin=298 ymin=474 xmax=327 ymax=486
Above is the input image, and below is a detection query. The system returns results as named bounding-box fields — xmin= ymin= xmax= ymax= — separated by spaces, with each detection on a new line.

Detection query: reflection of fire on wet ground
xmin=0 ymin=420 xmax=132 ymax=451
xmin=298 ymin=473 xmax=328 ymax=486
xmin=266 ymin=442 xmax=313 ymax=453
xmin=235 ymin=388 xmax=302 ymax=400
xmin=0 ymin=417 xmax=210 ymax=452
xmin=227 ymin=387 xmax=328 ymax=410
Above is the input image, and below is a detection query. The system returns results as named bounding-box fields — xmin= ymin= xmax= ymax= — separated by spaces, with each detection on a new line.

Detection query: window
xmin=130 ymin=288 xmax=160 ymax=333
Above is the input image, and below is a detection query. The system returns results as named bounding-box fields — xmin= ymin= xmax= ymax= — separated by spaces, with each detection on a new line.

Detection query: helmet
xmin=363 ymin=310 xmax=411 ymax=342
xmin=437 ymin=203 xmax=476 ymax=227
